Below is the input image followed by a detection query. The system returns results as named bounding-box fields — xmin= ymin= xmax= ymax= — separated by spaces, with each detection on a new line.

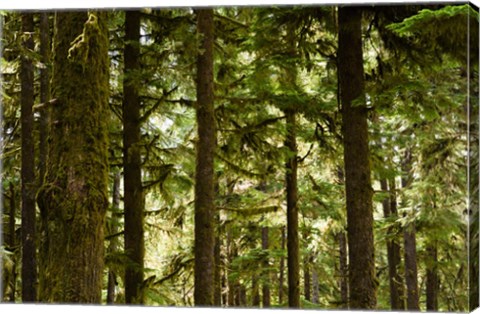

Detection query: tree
xmin=123 ymin=10 xmax=145 ymax=305
xmin=337 ymin=6 xmax=376 ymax=309
xmin=194 ymin=8 xmax=216 ymax=306
xmin=37 ymin=11 xmax=110 ymax=303
xmin=20 ymin=12 xmax=37 ymax=302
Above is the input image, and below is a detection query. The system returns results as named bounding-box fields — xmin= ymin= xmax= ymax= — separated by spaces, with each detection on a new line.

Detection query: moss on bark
xmin=37 ymin=11 xmax=110 ymax=303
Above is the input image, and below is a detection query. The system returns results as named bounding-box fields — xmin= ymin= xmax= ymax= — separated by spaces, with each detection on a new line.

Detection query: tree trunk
xmin=20 ymin=12 xmax=37 ymax=303
xmin=261 ymin=226 xmax=271 ymax=308
xmin=279 ymin=225 xmax=286 ymax=305
xmin=337 ymin=231 xmax=348 ymax=308
xmin=338 ymin=7 xmax=376 ymax=309
xmin=304 ymin=253 xmax=311 ymax=302
xmin=37 ymin=11 xmax=110 ymax=303
xmin=214 ymin=222 xmax=222 ymax=306
xmin=380 ymin=178 xmax=404 ymax=310
xmin=8 ymin=183 xmax=16 ymax=302
xmin=426 ymin=242 xmax=438 ymax=311
xmin=252 ymin=275 xmax=260 ymax=306
xmin=194 ymin=8 xmax=216 ymax=306
xmin=107 ymin=172 xmax=121 ymax=304
xmin=123 ymin=10 xmax=145 ymax=304
xmin=312 ymin=267 xmax=319 ymax=304
xmin=285 ymin=109 xmax=300 ymax=308
xmin=39 ymin=12 xmax=50 ymax=185
xmin=401 ymin=149 xmax=420 ymax=311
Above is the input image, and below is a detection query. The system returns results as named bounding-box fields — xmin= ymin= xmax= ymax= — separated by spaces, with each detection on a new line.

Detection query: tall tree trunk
xmin=279 ymin=225 xmax=286 ymax=305
xmin=338 ymin=7 xmax=376 ymax=309
xmin=123 ymin=10 xmax=145 ymax=304
xmin=107 ymin=172 xmax=121 ymax=304
xmin=37 ymin=11 xmax=110 ymax=303
xmin=285 ymin=109 xmax=300 ymax=308
xmin=337 ymin=231 xmax=348 ymax=308
xmin=426 ymin=242 xmax=438 ymax=311
xmin=380 ymin=178 xmax=404 ymax=310
xmin=20 ymin=12 xmax=37 ymax=302
xmin=194 ymin=8 xmax=216 ymax=306
xmin=261 ymin=226 xmax=271 ymax=307
xmin=401 ymin=149 xmax=420 ymax=310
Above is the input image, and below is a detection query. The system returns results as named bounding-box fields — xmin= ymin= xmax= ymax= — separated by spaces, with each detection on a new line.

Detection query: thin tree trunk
xmin=338 ymin=7 xmax=376 ymax=309
xmin=381 ymin=178 xmax=404 ymax=310
xmin=39 ymin=12 xmax=50 ymax=184
xmin=194 ymin=8 xmax=216 ymax=306
xmin=37 ymin=12 xmax=50 ymax=305
xmin=123 ymin=10 xmax=145 ymax=304
xmin=8 ymin=183 xmax=16 ymax=302
xmin=401 ymin=149 xmax=420 ymax=311
xmin=426 ymin=242 xmax=438 ymax=311
xmin=285 ymin=109 xmax=300 ymax=308
xmin=312 ymin=267 xmax=319 ymax=304
xmin=252 ymin=275 xmax=260 ymax=306
xmin=279 ymin=225 xmax=286 ymax=305
xmin=20 ymin=12 xmax=37 ymax=302
xmin=37 ymin=11 xmax=110 ymax=303
xmin=262 ymin=226 xmax=271 ymax=307
xmin=338 ymin=231 xmax=348 ymax=308
xmin=214 ymin=222 xmax=222 ymax=306
xmin=107 ymin=172 xmax=121 ymax=304
xmin=304 ymin=252 xmax=311 ymax=302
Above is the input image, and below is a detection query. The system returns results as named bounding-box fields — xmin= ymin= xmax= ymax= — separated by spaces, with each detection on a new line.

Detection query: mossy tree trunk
xmin=20 ymin=12 xmax=37 ymax=302
xmin=194 ymin=8 xmax=216 ymax=306
xmin=37 ymin=11 xmax=110 ymax=303
xmin=39 ymin=12 xmax=51 ymax=185
xmin=337 ymin=6 xmax=376 ymax=309
xmin=123 ymin=10 xmax=145 ymax=305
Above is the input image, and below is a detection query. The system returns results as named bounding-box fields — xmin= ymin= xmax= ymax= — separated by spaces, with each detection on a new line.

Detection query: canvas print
xmin=0 ymin=2 xmax=478 ymax=312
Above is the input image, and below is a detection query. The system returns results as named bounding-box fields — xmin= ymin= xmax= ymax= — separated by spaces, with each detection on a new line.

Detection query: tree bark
xmin=426 ymin=242 xmax=438 ymax=311
xmin=20 ymin=12 xmax=37 ymax=303
xmin=285 ymin=109 xmax=300 ymax=308
xmin=338 ymin=7 xmax=376 ymax=309
xmin=123 ymin=10 xmax=145 ymax=305
xmin=107 ymin=172 xmax=121 ymax=304
xmin=380 ymin=178 xmax=404 ymax=310
xmin=37 ymin=11 xmax=110 ymax=303
xmin=401 ymin=149 xmax=420 ymax=310
xmin=194 ymin=8 xmax=216 ymax=306
xmin=261 ymin=226 xmax=271 ymax=307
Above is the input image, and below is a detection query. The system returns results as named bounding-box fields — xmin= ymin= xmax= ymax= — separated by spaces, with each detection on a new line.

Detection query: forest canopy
xmin=0 ymin=3 xmax=478 ymax=311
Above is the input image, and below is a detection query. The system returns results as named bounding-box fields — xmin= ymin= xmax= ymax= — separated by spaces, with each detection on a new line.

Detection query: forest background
xmin=0 ymin=0 xmax=479 ymax=312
